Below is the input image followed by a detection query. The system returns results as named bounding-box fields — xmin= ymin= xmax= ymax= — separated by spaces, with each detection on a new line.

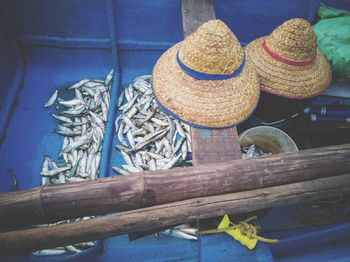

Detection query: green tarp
xmin=313 ymin=4 xmax=350 ymax=81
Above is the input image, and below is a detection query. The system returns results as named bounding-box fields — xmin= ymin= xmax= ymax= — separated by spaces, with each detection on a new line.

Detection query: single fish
xmin=117 ymin=89 xmax=125 ymax=108
xmin=104 ymin=69 xmax=114 ymax=86
xmin=181 ymin=140 xmax=188 ymax=160
xmin=75 ymin=242 xmax=95 ymax=248
xmin=127 ymin=130 xmax=136 ymax=147
xmin=112 ymin=166 xmax=130 ymax=176
xmin=64 ymin=245 xmax=81 ymax=253
xmin=66 ymin=177 xmax=86 ymax=183
xmin=62 ymin=130 xmax=93 ymax=153
xmin=148 ymin=158 xmax=156 ymax=171
xmin=124 ymin=86 xmax=131 ymax=102
xmin=75 ymin=88 xmax=84 ymax=101
xmin=162 ymin=154 xmax=181 ymax=170
xmin=7 ymin=168 xmax=19 ymax=191
xmin=118 ymin=122 xmax=128 ymax=147
xmin=172 ymin=137 xmax=185 ymax=156
xmin=89 ymin=111 xmax=105 ymax=130
xmin=162 ymin=229 xmax=197 ymax=241
xmin=101 ymin=101 xmax=108 ymax=121
xmin=175 ymin=120 xmax=186 ymax=137
xmin=33 ymin=249 xmax=67 ymax=256
xmin=151 ymin=117 xmax=168 ymax=126
xmin=44 ymin=90 xmax=58 ymax=107
xmin=41 ymin=165 xmax=71 ymax=177
xmin=121 ymin=164 xmax=142 ymax=173
xmin=52 ymin=114 xmax=73 ymax=123
xmin=68 ymin=79 xmax=90 ymax=90
xmin=59 ymin=98 xmax=85 ymax=108
xmin=120 ymin=150 xmax=135 ymax=167
xmin=123 ymin=95 xmax=139 ymax=114
xmin=123 ymin=115 xmax=137 ymax=130
xmin=62 ymin=104 xmax=86 ymax=116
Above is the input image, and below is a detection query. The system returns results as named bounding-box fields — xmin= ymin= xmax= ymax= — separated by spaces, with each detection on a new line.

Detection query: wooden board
xmin=129 ymin=0 xmax=241 ymax=239
xmin=181 ymin=0 xmax=242 ymax=166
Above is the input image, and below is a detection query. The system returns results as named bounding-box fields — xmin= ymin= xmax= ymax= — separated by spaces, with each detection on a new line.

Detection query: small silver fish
xmin=59 ymin=98 xmax=85 ymax=108
xmin=52 ymin=114 xmax=73 ymax=123
xmin=112 ymin=166 xmax=130 ymax=176
xmin=117 ymin=89 xmax=125 ymax=108
xmin=64 ymin=245 xmax=81 ymax=253
xmin=174 ymin=120 xmax=186 ymax=137
xmin=162 ymin=154 xmax=181 ymax=170
xmin=121 ymin=164 xmax=142 ymax=173
xmin=161 ymin=229 xmax=197 ymax=241
xmin=40 ymin=165 xmax=71 ymax=177
xmin=172 ymin=137 xmax=185 ymax=156
xmin=104 ymin=69 xmax=114 ymax=86
xmin=33 ymin=249 xmax=67 ymax=256
xmin=62 ymin=131 xmax=92 ymax=153
xmin=44 ymin=90 xmax=58 ymax=107
xmin=68 ymin=79 xmax=90 ymax=90
xmin=120 ymin=150 xmax=135 ymax=167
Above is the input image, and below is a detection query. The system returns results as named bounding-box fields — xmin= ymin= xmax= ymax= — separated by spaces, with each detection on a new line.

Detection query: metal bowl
xmin=239 ymin=126 xmax=298 ymax=154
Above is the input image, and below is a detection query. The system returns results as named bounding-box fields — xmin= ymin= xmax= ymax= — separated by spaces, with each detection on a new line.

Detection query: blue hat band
xmin=176 ymin=50 xmax=245 ymax=80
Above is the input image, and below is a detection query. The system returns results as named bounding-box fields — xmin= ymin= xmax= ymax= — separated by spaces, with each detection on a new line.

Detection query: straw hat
xmin=245 ymin=18 xmax=332 ymax=99
xmin=152 ymin=20 xmax=260 ymax=128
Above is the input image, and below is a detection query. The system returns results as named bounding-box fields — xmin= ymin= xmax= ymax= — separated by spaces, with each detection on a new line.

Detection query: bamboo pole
xmin=1 ymin=173 xmax=350 ymax=254
xmin=1 ymin=143 xmax=350 ymax=228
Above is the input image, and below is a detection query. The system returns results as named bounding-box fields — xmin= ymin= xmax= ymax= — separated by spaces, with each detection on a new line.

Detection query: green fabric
xmin=313 ymin=4 xmax=350 ymax=81
xmin=318 ymin=3 xmax=350 ymax=19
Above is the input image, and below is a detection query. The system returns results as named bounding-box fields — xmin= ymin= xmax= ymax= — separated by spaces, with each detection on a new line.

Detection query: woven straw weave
xmin=152 ymin=20 xmax=260 ymax=128
xmin=245 ymin=18 xmax=332 ymax=99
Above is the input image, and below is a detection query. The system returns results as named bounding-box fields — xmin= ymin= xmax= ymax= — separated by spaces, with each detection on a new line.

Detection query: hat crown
xmin=265 ymin=18 xmax=316 ymax=61
xmin=178 ymin=20 xmax=244 ymax=75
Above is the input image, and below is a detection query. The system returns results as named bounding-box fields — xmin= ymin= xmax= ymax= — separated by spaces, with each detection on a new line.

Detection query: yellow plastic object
xmin=198 ymin=215 xmax=278 ymax=250
xmin=218 ymin=215 xmax=258 ymax=250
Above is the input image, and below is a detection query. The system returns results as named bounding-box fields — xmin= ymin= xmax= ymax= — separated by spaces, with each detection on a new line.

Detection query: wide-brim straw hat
xmin=245 ymin=18 xmax=332 ymax=99
xmin=152 ymin=20 xmax=260 ymax=129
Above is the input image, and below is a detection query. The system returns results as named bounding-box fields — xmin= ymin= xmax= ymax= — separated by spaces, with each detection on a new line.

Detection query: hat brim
xmin=152 ymin=43 xmax=260 ymax=128
xmin=245 ymin=37 xmax=332 ymax=99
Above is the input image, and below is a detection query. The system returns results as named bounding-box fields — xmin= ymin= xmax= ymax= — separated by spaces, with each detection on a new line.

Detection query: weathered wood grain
xmin=181 ymin=0 xmax=242 ymax=166
xmin=1 ymin=173 xmax=350 ymax=254
xmin=1 ymin=143 xmax=350 ymax=228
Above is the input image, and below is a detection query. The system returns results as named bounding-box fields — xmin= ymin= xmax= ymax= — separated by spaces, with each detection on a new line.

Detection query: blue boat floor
xmin=0 ymin=47 xmax=112 ymax=192
xmin=1 ymin=46 xmax=350 ymax=261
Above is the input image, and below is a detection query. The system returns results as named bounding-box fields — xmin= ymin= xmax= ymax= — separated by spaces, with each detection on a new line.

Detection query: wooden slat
xmin=129 ymin=0 xmax=241 ymax=239
xmin=181 ymin=0 xmax=242 ymax=166
xmin=191 ymin=128 xmax=242 ymax=165
xmin=182 ymin=0 xmax=215 ymax=36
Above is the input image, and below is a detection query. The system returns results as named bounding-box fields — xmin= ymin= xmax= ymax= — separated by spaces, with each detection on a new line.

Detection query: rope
xmin=198 ymin=215 xmax=278 ymax=246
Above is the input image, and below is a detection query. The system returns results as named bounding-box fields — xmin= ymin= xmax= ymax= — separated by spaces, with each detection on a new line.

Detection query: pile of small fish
xmin=41 ymin=69 xmax=113 ymax=185
xmin=113 ymin=75 xmax=192 ymax=175
xmin=114 ymin=75 xmax=197 ymax=241
xmin=156 ymin=224 xmax=198 ymax=241
xmin=32 ymin=241 xmax=95 ymax=256
xmin=34 ymin=70 xmax=113 ymax=256
xmin=241 ymin=144 xmax=272 ymax=159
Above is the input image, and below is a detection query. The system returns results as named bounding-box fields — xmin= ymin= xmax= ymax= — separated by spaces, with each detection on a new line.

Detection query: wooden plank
xmin=191 ymin=128 xmax=242 ymax=165
xmin=2 ymin=173 xmax=350 ymax=254
xmin=1 ymin=143 xmax=350 ymax=228
xmin=182 ymin=0 xmax=215 ymax=36
xmin=130 ymin=0 xmax=240 ymax=239
xmin=181 ymin=0 xmax=242 ymax=165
